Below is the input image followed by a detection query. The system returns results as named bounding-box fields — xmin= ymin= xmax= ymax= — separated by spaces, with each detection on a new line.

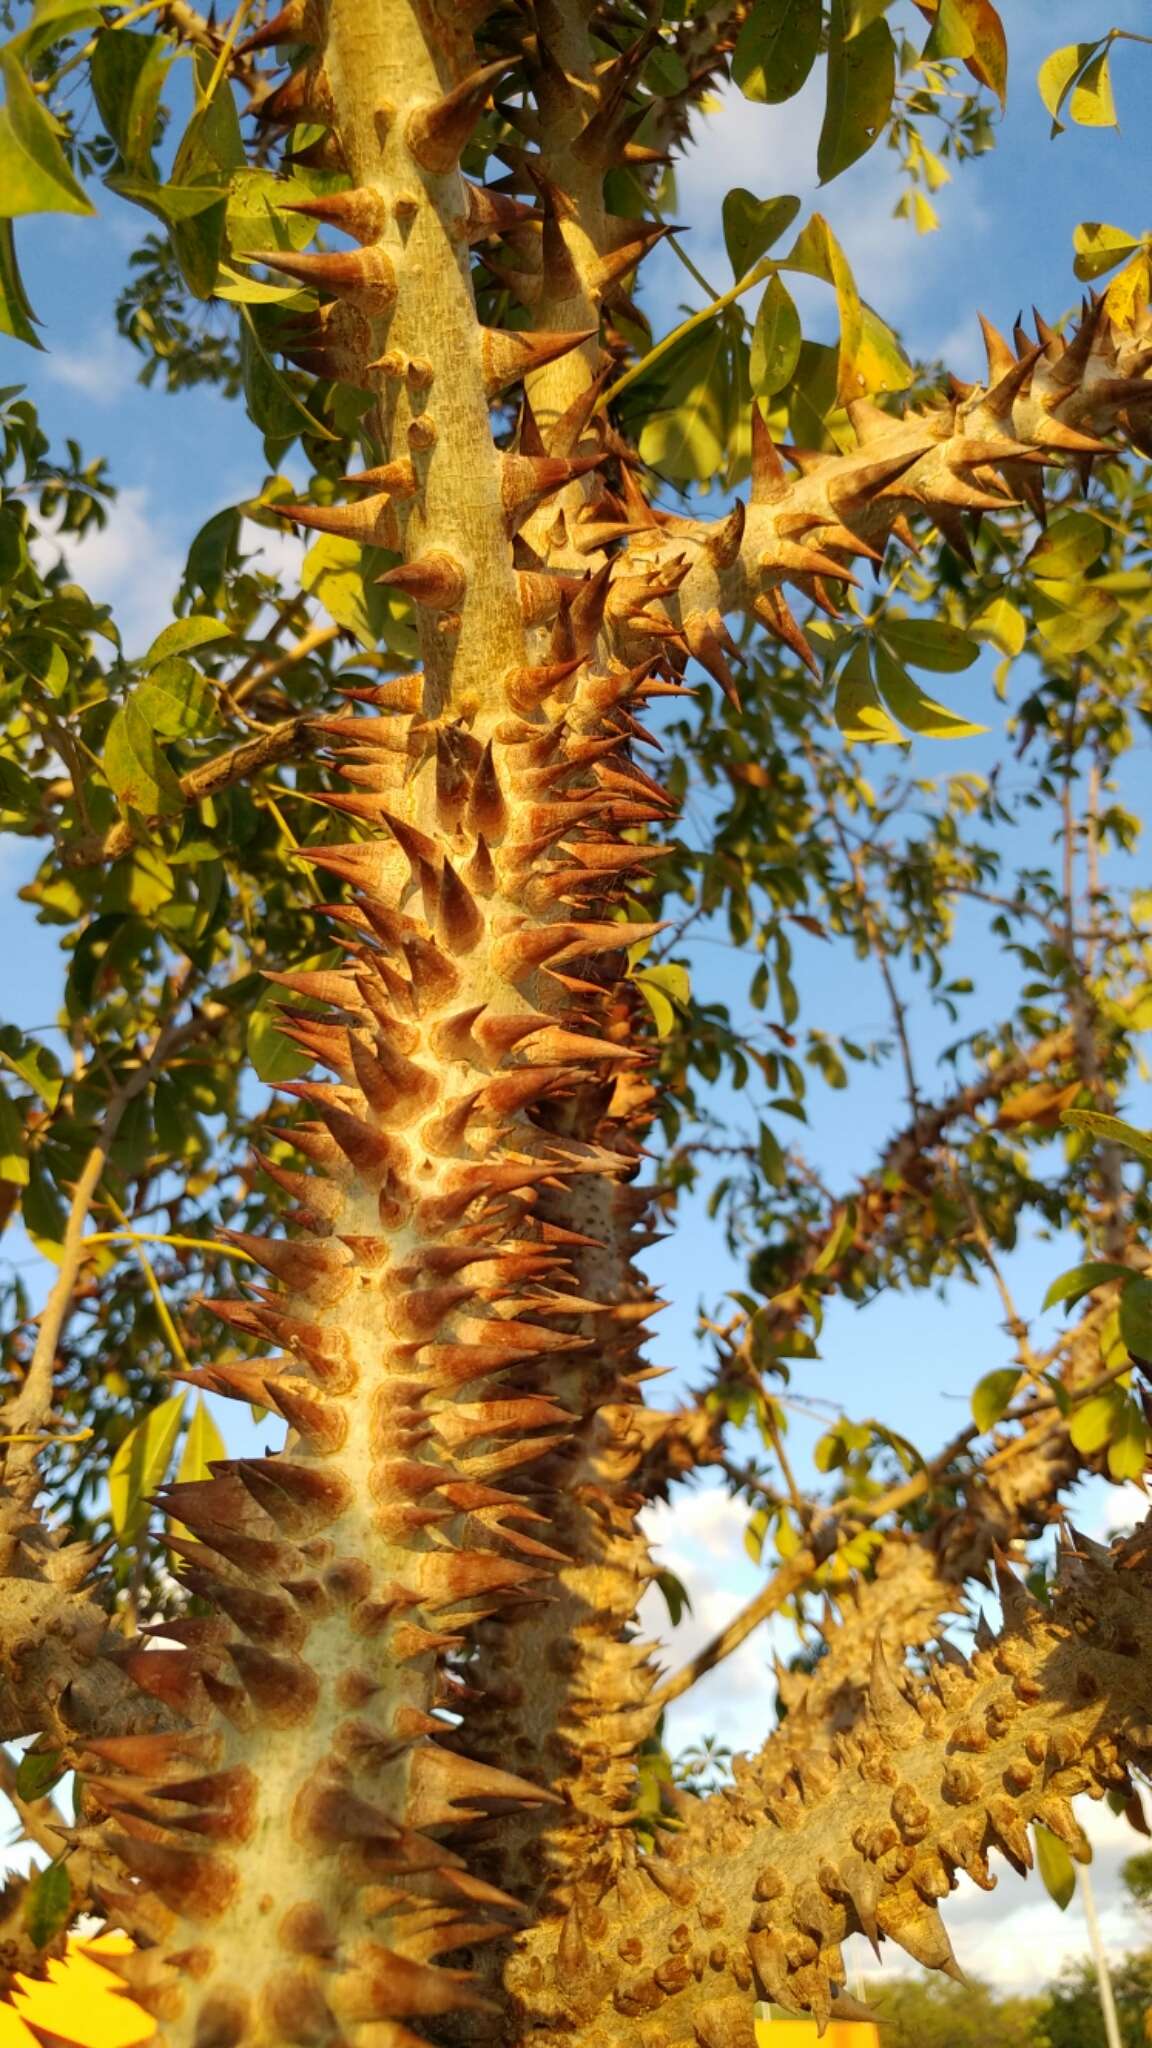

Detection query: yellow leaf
xmin=1103 ymin=250 xmax=1151 ymax=330
xmin=1072 ymin=219 xmax=1140 ymax=282
xmin=1068 ymin=44 xmax=1116 ymax=126
xmin=873 ymin=645 xmax=987 ymax=738
xmin=785 ymin=214 xmax=910 ymax=400
xmin=834 ymin=641 xmax=904 ymax=744
xmin=108 ymin=1393 xmax=185 ymax=1542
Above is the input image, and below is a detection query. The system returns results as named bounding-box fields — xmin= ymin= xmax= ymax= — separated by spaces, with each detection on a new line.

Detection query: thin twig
xmin=1 ymin=998 xmax=209 ymax=1481
xmin=63 ymin=712 xmax=326 ymax=868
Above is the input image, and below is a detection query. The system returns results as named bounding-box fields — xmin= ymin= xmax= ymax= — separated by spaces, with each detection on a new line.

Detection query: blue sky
xmin=3 ymin=0 xmax=1152 ymax=1993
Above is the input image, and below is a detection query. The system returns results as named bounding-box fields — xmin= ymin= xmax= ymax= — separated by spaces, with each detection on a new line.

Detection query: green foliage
xmin=873 ymin=1971 xmax=1045 ymax=2047
xmin=22 ymin=1861 xmax=71 ymax=1950
xmin=1034 ymin=1824 xmax=1077 ymax=1909
xmin=1042 ymin=1950 xmax=1152 ymax=2048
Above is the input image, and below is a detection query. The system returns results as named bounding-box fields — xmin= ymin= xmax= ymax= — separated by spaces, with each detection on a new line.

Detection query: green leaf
xmin=90 ymin=26 xmax=172 ymax=175
xmin=878 ymin=617 xmax=978 ymax=672
xmin=247 ymin=988 xmax=315 ymax=1084
xmin=732 ymin=0 xmax=821 ymax=104
xmin=103 ymin=697 xmax=185 ymax=815
xmin=721 ymin=190 xmax=800 ymax=279
xmin=750 ymin=274 xmax=802 ymax=397
xmin=1042 ymin=1260 xmax=1131 ymax=1313
xmin=22 ymin=1159 xmax=65 ymax=1255
xmin=814 ymin=1429 xmax=848 ymax=1472
xmin=1119 ymin=1276 xmax=1152 ymax=1363
xmin=0 ymin=218 xmax=42 ymax=347
xmin=873 ymin=644 xmax=986 ymax=738
xmin=239 ymin=303 xmax=340 ymax=443
xmin=634 ymin=963 xmax=691 ymax=1038
xmin=971 ymin=1368 xmax=1020 ymax=1432
xmin=1029 ymin=510 xmax=1107 ymax=581
xmin=109 ymin=1392 xmax=186 ymax=1542
xmin=174 ymin=1394 xmax=226 ymax=1487
xmin=1073 ymin=220 xmax=1141 ymax=282
xmin=1107 ymin=1397 xmax=1148 ymax=1481
xmin=1035 ymin=1826 xmax=1077 ymax=1910
xmin=216 ymin=263 xmax=308 ymax=304
xmin=818 ymin=4 xmax=895 ymax=184
xmin=166 ymin=53 xmax=245 ymax=298
xmin=971 ymin=594 xmax=1026 ymax=657
xmin=136 ymin=656 xmax=220 ymax=739
xmin=301 ymin=529 xmax=376 ymax=646
xmin=14 ymin=1747 xmax=62 ymax=1801
xmin=106 ymin=173 xmax=229 ymax=222
xmin=784 ymin=213 xmax=910 ymax=403
xmin=655 ymin=1568 xmax=692 ymax=1626
xmin=1069 ymin=1390 xmax=1122 ymax=1456
xmin=0 ymin=51 xmax=94 ymax=219
xmin=22 ymin=0 xmax=100 ymax=38
xmin=182 ymin=506 xmax=242 ymax=604
xmin=1062 ymin=1108 xmax=1152 ymax=1164
xmin=638 ymin=318 xmax=735 ymax=484
xmin=834 ymin=640 xmax=903 ymax=745
xmin=1031 ymin=580 xmax=1120 ymax=656
xmin=225 ymin=166 xmax=327 ymax=256
xmin=852 ymin=302 xmax=914 ymax=397
xmin=23 ymin=1860 xmax=72 ymax=1950
xmin=0 ymin=1027 xmax=62 ymax=1110
xmin=0 ymin=1082 xmax=29 ymax=1187
xmin=144 ymin=616 xmax=230 ymax=667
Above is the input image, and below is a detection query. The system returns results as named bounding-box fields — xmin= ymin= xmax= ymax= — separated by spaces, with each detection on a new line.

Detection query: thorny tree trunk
xmin=3 ymin=4 xmax=1152 ymax=2046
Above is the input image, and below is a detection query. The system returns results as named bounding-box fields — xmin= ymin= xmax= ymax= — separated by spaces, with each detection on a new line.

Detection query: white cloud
xmin=33 ymin=486 xmax=186 ymax=658
xmin=1094 ymin=1481 xmax=1149 ymax=1538
xmin=640 ymin=1485 xmax=789 ymax=1755
xmin=241 ymin=516 xmax=307 ymax=589
xmin=44 ymin=332 xmax=139 ymax=406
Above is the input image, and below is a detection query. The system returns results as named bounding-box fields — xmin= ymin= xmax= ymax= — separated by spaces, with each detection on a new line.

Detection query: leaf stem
xmin=602 ymin=257 xmax=775 ymax=407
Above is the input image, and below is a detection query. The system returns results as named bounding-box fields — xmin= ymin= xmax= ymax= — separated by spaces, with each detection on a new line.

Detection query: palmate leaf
xmin=873 ymin=645 xmax=986 ymax=738
xmin=1038 ymin=37 xmax=1118 ymax=135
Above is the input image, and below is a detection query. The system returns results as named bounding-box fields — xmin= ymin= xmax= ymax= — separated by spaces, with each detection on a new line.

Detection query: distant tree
xmin=873 ymin=1972 xmax=1045 ymax=2048
xmin=1123 ymin=1852 xmax=1152 ymax=1914
xmin=1040 ymin=1950 xmax=1152 ymax=2048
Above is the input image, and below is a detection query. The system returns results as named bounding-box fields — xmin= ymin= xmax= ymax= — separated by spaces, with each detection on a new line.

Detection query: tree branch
xmin=61 ymin=712 xmax=326 ymax=869
xmin=511 ymin=1521 xmax=1152 ymax=2042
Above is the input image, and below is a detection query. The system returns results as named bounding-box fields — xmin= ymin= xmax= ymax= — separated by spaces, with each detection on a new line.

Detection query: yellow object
xmin=0 ymin=1942 xmax=882 ymax=2048
xmin=755 ymin=2021 xmax=880 ymax=2047
xmin=1 ymin=1934 xmax=154 ymax=2048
